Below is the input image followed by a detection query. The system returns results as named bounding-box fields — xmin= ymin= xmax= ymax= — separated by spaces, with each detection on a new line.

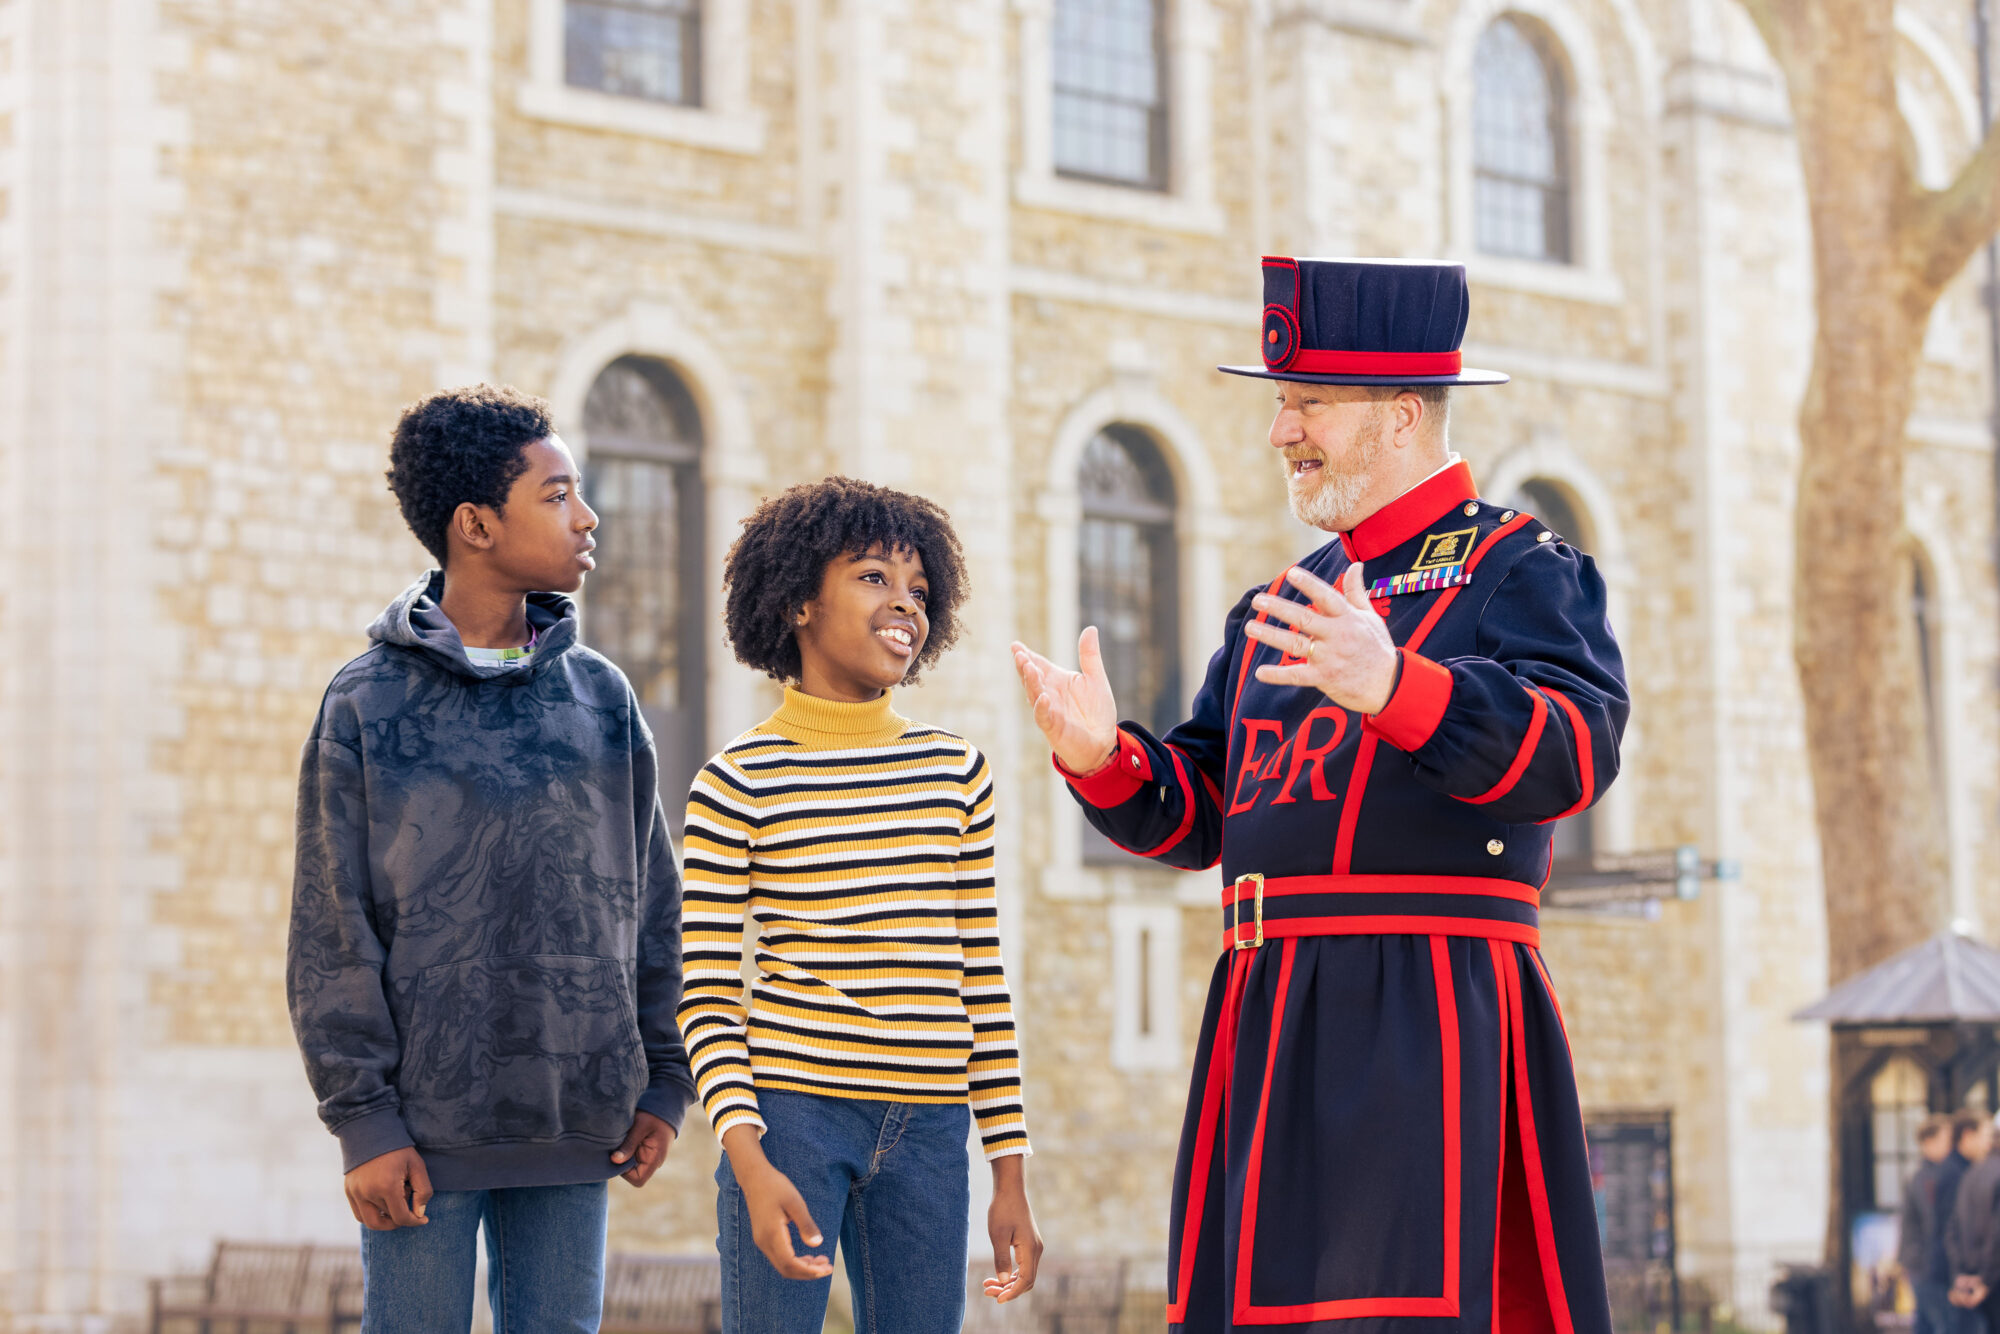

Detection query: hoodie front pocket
xmin=399 ymin=953 xmax=646 ymax=1150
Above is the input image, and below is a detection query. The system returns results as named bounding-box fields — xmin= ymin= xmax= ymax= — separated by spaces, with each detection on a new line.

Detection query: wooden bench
xmin=600 ymin=1253 xmax=722 ymax=1334
xmin=149 ymin=1241 xmax=361 ymax=1334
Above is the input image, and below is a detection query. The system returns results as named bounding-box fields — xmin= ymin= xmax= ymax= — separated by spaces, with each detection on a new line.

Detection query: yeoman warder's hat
xmin=1219 ymin=256 xmax=1508 ymax=387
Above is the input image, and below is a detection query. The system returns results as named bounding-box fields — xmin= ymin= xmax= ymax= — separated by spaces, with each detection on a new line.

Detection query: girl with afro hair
xmin=676 ymin=477 xmax=1042 ymax=1332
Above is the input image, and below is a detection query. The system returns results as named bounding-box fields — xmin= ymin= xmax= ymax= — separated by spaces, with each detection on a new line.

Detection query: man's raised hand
xmin=1244 ymin=564 xmax=1400 ymax=715
xmin=1010 ymin=628 xmax=1120 ymax=775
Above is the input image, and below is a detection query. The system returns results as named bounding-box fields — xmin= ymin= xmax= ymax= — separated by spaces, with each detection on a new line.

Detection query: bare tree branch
xmin=1733 ymin=0 xmax=1791 ymax=79
xmin=1910 ymin=124 xmax=2000 ymax=298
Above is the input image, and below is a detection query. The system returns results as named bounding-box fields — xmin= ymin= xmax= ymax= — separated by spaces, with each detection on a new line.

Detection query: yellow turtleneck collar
xmin=767 ymin=686 xmax=911 ymax=746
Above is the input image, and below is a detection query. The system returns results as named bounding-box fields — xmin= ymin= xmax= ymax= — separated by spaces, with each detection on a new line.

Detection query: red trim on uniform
xmin=1263 ymin=254 xmax=1302 ymax=311
xmin=1462 ymin=687 xmax=1549 ymax=805
xmin=1332 ymin=735 xmax=1380 ymax=875
xmin=1229 ymin=916 xmax=1541 ymax=949
xmin=1231 ymin=574 xmax=1293 ymax=735
xmin=1501 ymin=947 xmax=1579 ymax=1334
xmin=1464 ymin=513 xmax=1539 ymax=574
xmin=1262 ymin=306 xmax=1302 ymax=371
xmin=1136 ymin=746 xmax=1201 ymax=859
xmin=1054 ymin=728 xmax=1148 ymax=808
xmin=1333 ymin=579 xmax=1446 ymax=868
xmin=1366 ymin=650 xmax=1455 ymax=753
xmin=1540 ymin=688 xmax=1596 ymax=821
xmin=1288 ymin=348 xmax=1465 ymax=377
xmin=1233 ymin=939 xmax=1298 ymax=1320
xmin=1336 ymin=516 xmax=1536 ymax=876
xmin=1344 ymin=461 xmax=1480 ymax=562
xmin=1489 ymin=941 xmax=1514 ymax=1334
xmin=1434 ymin=935 xmax=1465 ymax=1306
xmin=1238 ymin=1297 xmax=1459 ymax=1324
xmin=1187 ymin=760 xmax=1225 ymax=812
xmin=1230 ymin=873 xmax=1540 ymax=905
xmin=1530 ymin=952 xmax=1571 ymax=1048
xmin=1167 ymin=949 xmax=1253 ymax=1324
xmin=1230 ymin=936 xmax=1467 ymax=1324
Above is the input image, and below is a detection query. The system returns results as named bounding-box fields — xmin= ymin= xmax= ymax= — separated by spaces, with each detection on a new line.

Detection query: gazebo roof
xmin=1796 ymin=931 xmax=2000 ymax=1025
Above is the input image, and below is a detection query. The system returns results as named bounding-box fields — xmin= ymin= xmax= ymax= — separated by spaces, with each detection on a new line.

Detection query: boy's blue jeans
xmin=717 ymin=1089 xmax=971 ymax=1334
xmin=359 ymin=1180 xmax=608 ymax=1333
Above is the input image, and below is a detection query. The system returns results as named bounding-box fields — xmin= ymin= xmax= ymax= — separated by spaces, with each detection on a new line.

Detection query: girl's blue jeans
xmin=717 ymin=1089 xmax=971 ymax=1334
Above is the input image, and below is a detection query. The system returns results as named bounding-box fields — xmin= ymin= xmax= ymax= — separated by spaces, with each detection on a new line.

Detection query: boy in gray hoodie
xmin=287 ymin=384 xmax=696 ymax=1330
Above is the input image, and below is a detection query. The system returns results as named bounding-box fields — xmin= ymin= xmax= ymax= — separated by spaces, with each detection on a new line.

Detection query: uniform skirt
xmin=1166 ymin=923 xmax=1614 ymax=1334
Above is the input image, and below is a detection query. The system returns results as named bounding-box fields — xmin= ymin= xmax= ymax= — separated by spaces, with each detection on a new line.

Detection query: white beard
xmin=1287 ymin=415 xmax=1388 ymax=531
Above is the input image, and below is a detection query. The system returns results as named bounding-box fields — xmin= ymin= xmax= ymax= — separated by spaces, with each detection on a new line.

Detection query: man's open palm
xmin=1011 ymin=628 xmax=1120 ymax=774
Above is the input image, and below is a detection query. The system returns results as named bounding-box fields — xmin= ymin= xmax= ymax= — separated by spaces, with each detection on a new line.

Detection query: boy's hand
xmin=345 ymin=1146 xmax=432 ymax=1231
xmin=611 ymin=1111 xmax=676 ymax=1186
xmin=980 ymin=1155 xmax=1044 ymax=1304
xmin=721 ymin=1126 xmax=833 ymax=1282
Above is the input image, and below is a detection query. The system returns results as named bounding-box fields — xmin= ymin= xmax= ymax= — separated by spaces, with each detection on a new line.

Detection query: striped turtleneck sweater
xmin=677 ymin=688 xmax=1029 ymax=1160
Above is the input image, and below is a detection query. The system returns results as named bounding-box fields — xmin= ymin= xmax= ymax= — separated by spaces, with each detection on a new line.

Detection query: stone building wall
xmin=2 ymin=0 xmax=1996 ymax=1325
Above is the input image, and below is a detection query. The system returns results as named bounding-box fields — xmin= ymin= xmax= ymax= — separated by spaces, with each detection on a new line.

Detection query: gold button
xmin=1463 ymin=502 xmax=1479 ymax=516
xmin=1487 ymin=839 xmax=1505 ymax=855
xmin=1537 ymin=531 xmax=1553 ymax=543
xmin=1501 ymin=510 xmax=1516 ymax=521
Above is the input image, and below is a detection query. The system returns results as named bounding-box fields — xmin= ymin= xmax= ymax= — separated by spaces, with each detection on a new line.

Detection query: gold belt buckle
xmin=1233 ymin=873 xmax=1265 ymax=950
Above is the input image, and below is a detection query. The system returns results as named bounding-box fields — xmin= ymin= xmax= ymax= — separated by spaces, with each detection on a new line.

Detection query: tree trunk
xmin=1776 ymin=1 xmax=1955 ymax=984
xmin=1733 ymin=0 xmax=2000 ymax=1293
xmin=1795 ymin=319 xmax=1948 ymax=983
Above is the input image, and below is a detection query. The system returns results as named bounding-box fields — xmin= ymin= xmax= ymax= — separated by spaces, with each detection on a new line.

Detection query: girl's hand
xmin=722 ymin=1126 xmax=834 ymax=1281
xmin=981 ymin=1155 xmax=1044 ymax=1304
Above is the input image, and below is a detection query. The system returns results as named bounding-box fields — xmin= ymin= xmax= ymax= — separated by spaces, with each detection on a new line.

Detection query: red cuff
xmin=1363 ymin=650 xmax=1453 ymax=752
xmin=1053 ymin=729 xmax=1152 ymax=808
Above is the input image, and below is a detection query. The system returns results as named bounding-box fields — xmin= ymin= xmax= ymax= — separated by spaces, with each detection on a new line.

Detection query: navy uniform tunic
xmin=1060 ymin=461 xmax=1628 ymax=1334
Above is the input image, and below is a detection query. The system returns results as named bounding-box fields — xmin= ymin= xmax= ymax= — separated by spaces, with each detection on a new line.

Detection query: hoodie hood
xmin=366 ymin=570 xmax=581 ymax=684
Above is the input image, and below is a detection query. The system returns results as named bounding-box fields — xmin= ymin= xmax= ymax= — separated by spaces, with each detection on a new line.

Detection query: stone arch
xmin=1042 ymin=377 xmax=1229 ymax=702
xmin=1442 ymin=0 xmax=1661 ymax=288
xmin=1484 ymin=442 xmax=1637 ymax=857
xmin=1034 ymin=376 xmax=1227 ymax=898
xmin=1894 ymin=8 xmax=1981 ymax=145
xmin=1483 ymin=441 xmax=1633 ymax=588
xmin=1904 ymin=513 xmax=1974 ymax=930
xmin=545 ymin=301 xmax=767 ymax=744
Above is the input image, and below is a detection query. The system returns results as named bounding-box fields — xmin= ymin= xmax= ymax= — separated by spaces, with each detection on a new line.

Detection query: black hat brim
xmin=1217 ymin=363 xmax=1510 ymax=387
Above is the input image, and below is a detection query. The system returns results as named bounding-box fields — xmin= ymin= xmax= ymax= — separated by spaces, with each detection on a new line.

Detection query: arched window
xmin=1079 ymin=426 xmax=1179 ymax=862
xmin=1869 ymin=1057 xmax=1931 ymax=1210
xmin=565 ymin=0 xmax=702 ymax=106
xmin=1473 ymin=15 xmax=1572 ymax=263
xmin=1052 ymin=0 xmax=1169 ymax=189
xmin=1913 ymin=553 xmax=1943 ymax=789
xmin=1504 ymin=478 xmax=1594 ymax=874
xmin=581 ymin=356 xmax=707 ymax=829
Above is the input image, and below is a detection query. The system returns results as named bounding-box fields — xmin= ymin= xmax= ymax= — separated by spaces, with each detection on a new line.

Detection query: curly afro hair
xmin=723 ymin=476 xmax=968 ymax=685
xmin=386 ymin=384 xmax=555 ymax=564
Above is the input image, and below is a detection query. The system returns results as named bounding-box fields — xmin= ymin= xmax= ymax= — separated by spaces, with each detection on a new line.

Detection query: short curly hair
xmin=385 ymin=384 xmax=555 ymax=564
xmin=723 ymin=477 xmax=968 ymax=685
